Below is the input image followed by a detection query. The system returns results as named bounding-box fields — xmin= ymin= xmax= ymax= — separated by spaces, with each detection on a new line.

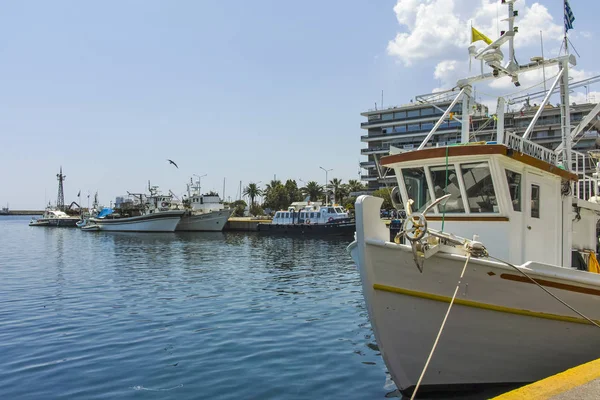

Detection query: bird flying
xmin=167 ymin=159 xmax=179 ymax=169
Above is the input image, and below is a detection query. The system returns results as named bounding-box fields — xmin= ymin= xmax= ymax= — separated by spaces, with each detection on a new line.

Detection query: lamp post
xmin=584 ymin=85 xmax=589 ymax=103
xmin=193 ymin=174 xmax=207 ymax=194
xmin=319 ymin=166 xmax=333 ymax=206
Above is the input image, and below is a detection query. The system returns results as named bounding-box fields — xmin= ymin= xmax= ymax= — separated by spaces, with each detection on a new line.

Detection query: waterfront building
xmin=360 ymin=99 xmax=600 ymax=191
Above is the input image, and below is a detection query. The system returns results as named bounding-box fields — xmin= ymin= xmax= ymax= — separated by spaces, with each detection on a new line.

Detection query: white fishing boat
xmin=349 ymin=2 xmax=600 ymax=397
xmin=175 ymin=178 xmax=233 ymax=232
xmin=0 ymin=204 xmax=8 ymax=215
xmin=85 ymin=184 xmax=184 ymax=232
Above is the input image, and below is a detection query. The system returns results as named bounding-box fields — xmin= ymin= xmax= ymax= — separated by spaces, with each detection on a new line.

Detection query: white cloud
xmin=386 ymin=0 xmax=597 ymax=110
xmin=387 ymin=0 xmax=563 ymax=66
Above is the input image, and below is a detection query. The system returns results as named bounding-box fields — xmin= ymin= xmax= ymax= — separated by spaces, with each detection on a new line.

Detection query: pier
xmin=493 ymin=358 xmax=600 ymax=399
xmin=5 ymin=210 xmax=44 ymax=216
xmin=224 ymin=217 xmax=271 ymax=231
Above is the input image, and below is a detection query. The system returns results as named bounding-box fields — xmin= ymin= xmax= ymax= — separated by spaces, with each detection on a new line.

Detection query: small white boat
xmin=29 ymin=208 xmax=80 ymax=227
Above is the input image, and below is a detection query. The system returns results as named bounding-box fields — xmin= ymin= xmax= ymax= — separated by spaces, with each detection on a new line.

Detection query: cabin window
xmin=505 ymin=170 xmax=522 ymax=212
xmin=531 ymin=185 xmax=540 ymax=218
xmin=335 ymin=207 xmax=343 ymax=213
xmin=300 ymin=212 xmax=305 ymax=218
xmin=328 ymin=207 xmax=335 ymax=213
xmin=401 ymin=167 xmax=431 ymax=211
xmin=428 ymin=165 xmax=465 ymax=213
xmin=382 ymin=113 xmax=393 ymax=120
xmin=460 ymin=162 xmax=498 ymax=213
xmin=394 ymin=111 xmax=406 ymax=119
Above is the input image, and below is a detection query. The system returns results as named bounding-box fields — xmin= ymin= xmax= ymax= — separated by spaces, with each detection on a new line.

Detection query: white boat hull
xmin=175 ymin=209 xmax=233 ymax=232
xmin=88 ymin=211 xmax=184 ymax=232
xmin=350 ymin=195 xmax=600 ymax=395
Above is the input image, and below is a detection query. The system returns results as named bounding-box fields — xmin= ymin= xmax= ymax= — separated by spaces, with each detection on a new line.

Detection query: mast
xmin=56 ymin=166 xmax=66 ymax=211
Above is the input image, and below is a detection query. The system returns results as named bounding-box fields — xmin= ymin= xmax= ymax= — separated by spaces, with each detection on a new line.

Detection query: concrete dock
xmin=224 ymin=217 xmax=271 ymax=231
xmin=492 ymin=358 xmax=600 ymax=399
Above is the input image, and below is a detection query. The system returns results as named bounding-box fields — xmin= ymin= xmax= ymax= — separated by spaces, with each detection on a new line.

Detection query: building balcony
xmin=360 ymin=161 xmax=376 ymax=168
xmin=361 ymin=175 xmax=379 ymax=181
xmin=361 ymin=147 xmax=390 ymax=155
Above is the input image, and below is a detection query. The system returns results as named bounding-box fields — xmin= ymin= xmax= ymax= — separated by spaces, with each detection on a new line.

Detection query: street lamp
xmin=193 ymin=174 xmax=207 ymax=194
xmin=584 ymin=85 xmax=589 ymax=103
xmin=319 ymin=166 xmax=333 ymax=206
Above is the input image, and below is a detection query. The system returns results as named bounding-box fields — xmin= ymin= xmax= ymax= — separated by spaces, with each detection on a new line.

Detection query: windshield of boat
xmin=401 ymin=167 xmax=431 ymax=212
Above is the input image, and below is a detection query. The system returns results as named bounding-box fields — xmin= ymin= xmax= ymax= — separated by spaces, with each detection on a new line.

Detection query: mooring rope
xmin=410 ymin=253 xmax=471 ymax=400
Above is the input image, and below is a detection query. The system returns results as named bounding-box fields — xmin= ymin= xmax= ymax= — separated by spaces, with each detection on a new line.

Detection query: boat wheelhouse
xmin=382 ymin=142 xmax=598 ymax=266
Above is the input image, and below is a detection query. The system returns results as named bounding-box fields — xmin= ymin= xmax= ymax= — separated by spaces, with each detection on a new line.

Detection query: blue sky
xmin=0 ymin=0 xmax=598 ymax=209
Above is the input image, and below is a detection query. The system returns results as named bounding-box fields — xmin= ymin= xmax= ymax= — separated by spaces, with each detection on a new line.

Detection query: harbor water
xmin=0 ymin=216 xmax=392 ymax=399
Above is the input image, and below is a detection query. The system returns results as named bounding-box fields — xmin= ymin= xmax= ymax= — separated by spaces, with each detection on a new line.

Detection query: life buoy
xmin=328 ymin=217 xmax=334 ymax=223
xmin=161 ymin=202 xmax=168 ymax=207
xmin=305 ymin=219 xmax=311 ymax=225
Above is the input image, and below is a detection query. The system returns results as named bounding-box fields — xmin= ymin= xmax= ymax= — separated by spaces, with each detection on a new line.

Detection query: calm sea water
xmin=0 ymin=216 xmax=393 ymax=399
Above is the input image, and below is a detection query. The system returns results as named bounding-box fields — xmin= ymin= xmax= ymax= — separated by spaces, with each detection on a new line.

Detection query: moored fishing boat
xmin=84 ymin=184 xmax=184 ymax=232
xmin=175 ymin=177 xmax=233 ymax=231
xmin=348 ymin=2 xmax=600 ymax=397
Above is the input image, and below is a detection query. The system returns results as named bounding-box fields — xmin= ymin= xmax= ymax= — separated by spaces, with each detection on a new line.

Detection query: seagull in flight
xmin=167 ymin=159 xmax=179 ymax=169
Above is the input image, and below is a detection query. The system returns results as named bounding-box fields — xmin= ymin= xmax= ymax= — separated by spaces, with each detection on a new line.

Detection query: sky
xmin=1 ymin=0 xmax=599 ymax=209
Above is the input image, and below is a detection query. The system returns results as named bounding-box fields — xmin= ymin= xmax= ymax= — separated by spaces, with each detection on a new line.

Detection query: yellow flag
xmin=471 ymin=26 xmax=492 ymax=45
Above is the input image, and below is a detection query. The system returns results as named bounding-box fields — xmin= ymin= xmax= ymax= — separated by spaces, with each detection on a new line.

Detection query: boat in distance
xmin=258 ymin=201 xmax=355 ymax=236
xmin=83 ymin=184 xmax=184 ymax=232
xmin=175 ymin=178 xmax=233 ymax=231
xmin=29 ymin=208 xmax=80 ymax=227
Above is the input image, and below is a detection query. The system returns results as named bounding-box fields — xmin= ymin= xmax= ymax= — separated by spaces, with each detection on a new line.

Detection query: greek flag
xmin=565 ymin=0 xmax=575 ymax=31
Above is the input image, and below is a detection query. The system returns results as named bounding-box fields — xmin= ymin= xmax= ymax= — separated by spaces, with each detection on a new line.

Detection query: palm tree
xmin=329 ymin=178 xmax=343 ymax=203
xmin=301 ymin=181 xmax=323 ymax=202
xmin=263 ymin=179 xmax=282 ymax=199
xmin=347 ymin=179 xmax=365 ymax=193
xmin=243 ymin=183 xmax=263 ymax=207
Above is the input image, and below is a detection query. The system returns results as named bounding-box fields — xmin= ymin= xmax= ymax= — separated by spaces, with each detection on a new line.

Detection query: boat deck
xmin=492 ymin=357 xmax=600 ymax=399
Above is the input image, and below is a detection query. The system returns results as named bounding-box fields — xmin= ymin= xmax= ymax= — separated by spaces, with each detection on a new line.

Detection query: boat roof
xmin=380 ymin=144 xmax=578 ymax=182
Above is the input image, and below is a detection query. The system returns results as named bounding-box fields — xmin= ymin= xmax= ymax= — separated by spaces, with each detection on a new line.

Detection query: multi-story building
xmin=360 ymin=99 xmax=600 ymax=191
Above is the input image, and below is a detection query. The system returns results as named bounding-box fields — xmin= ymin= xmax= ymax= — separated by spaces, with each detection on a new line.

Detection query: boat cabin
xmin=381 ymin=143 xmax=599 ymax=267
xmin=272 ymin=205 xmax=349 ymax=225
xmin=188 ymin=194 xmax=226 ymax=214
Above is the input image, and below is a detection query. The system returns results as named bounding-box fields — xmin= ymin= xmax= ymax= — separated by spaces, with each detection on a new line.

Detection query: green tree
xmin=249 ymin=204 xmax=264 ymax=217
xmin=372 ymin=188 xmax=393 ymax=210
xmin=344 ymin=197 xmax=357 ymax=210
xmin=264 ymin=179 xmax=282 ymax=198
xmin=284 ymin=179 xmax=302 ymax=205
xmin=243 ymin=183 xmax=263 ymax=207
xmin=230 ymin=200 xmax=247 ymax=217
xmin=337 ymin=184 xmax=350 ymax=205
xmin=301 ymin=181 xmax=323 ymax=202
xmin=328 ymin=178 xmax=343 ymax=204
xmin=264 ymin=185 xmax=289 ymax=211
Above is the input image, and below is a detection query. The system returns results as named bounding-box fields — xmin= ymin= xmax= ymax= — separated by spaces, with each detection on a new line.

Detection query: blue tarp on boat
xmin=97 ymin=208 xmax=114 ymax=218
